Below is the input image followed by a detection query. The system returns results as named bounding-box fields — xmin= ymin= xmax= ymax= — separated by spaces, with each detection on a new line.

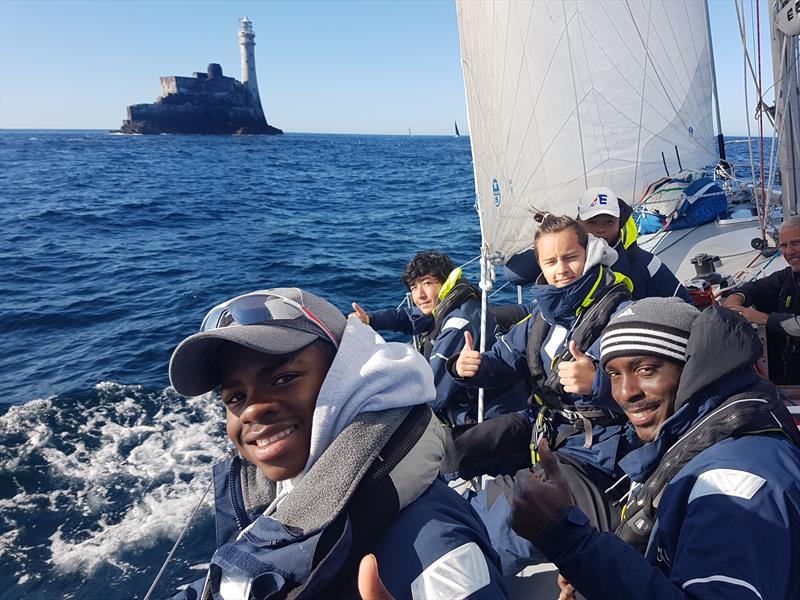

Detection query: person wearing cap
xmin=349 ymin=250 xmax=527 ymax=426
xmin=501 ymin=189 xmax=691 ymax=304
xmin=441 ymin=215 xmax=636 ymax=574
xmin=167 ymin=287 xmax=507 ymax=600
xmin=577 ymin=187 xmax=691 ymax=302
xmin=510 ymin=298 xmax=800 ymax=600
xmin=722 ymin=216 xmax=800 ymax=384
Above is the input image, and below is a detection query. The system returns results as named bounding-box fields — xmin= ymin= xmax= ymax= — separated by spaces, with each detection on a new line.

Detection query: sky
xmin=0 ymin=0 xmax=779 ymax=136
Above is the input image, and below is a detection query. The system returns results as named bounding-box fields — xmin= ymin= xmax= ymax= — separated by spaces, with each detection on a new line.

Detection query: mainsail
xmin=456 ymin=0 xmax=719 ymax=261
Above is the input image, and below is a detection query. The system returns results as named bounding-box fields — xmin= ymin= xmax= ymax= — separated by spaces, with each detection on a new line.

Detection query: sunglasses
xmin=200 ymin=290 xmax=340 ymax=349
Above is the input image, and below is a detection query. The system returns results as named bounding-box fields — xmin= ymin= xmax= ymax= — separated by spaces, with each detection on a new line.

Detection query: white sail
xmin=457 ymin=0 xmax=718 ymax=261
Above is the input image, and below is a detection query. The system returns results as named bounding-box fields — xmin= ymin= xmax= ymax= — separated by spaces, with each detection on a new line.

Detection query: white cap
xmin=577 ymin=187 xmax=620 ymax=220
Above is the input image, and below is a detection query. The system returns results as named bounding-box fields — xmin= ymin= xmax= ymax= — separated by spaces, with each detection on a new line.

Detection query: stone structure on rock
xmin=118 ymin=17 xmax=282 ymax=135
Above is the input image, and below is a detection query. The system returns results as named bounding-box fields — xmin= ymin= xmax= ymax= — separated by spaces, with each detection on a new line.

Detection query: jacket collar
xmin=531 ymin=265 xmax=605 ymax=327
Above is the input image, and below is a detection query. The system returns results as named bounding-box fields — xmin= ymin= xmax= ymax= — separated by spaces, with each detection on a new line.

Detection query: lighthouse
xmin=239 ymin=17 xmax=262 ymax=107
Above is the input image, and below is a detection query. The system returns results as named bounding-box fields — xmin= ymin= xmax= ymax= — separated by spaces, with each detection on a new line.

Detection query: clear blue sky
xmin=0 ymin=0 xmax=776 ymax=135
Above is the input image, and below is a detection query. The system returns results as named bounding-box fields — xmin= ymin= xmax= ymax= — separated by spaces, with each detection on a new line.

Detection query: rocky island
xmin=118 ymin=18 xmax=282 ymax=135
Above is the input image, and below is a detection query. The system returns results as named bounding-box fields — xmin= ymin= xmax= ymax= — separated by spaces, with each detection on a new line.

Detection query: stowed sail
xmin=456 ymin=0 xmax=719 ymax=261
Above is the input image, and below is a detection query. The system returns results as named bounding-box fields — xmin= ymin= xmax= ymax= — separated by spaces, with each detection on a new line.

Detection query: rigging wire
xmin=756 ymin=0 xmax=768 ymax=241
xmin=735 ymin=0 xmax=760 ymax=220
xmin=561 ymin=1 xmax=589 ymax=188
xmin=631 ymin=0 xmax=653 ymax=204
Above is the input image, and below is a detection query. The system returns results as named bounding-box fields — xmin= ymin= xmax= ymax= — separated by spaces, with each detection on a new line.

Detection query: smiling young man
xmin=350 ymin=251 xmax=526 ymax=425
xmin=167 ymin=287 xmax=507 ymax=600
xmin=510 ymin=298 xmax=800 ymax=600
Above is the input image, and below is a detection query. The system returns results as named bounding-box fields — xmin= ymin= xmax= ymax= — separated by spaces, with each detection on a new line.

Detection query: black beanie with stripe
xmin=600 ymin=297 xmax=700 ymax=369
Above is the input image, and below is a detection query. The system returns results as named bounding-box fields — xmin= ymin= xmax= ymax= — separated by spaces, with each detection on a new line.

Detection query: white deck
xmin=639 ymin=220 xmax=788 ymax=289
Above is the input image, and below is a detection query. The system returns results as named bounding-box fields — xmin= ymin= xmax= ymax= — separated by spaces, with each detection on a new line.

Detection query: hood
xmin=673 ymin=305 xmax=762 ymax=411
xmin=531 ymin=235 xmax=619 ymax=326
xmin=585 ymin=233 xmax=618 ymax=271
xmin=618 ymin=305 xmax=762 ymax=482
xmin=304 ymin=317 xmax=435 ymax=473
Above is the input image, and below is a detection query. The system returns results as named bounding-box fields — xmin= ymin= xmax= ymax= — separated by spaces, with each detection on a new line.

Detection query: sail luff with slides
xmin=456 ymin=0 xmax=719 ymax=261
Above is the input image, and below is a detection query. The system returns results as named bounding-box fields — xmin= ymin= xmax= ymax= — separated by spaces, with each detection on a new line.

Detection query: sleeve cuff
xmin=532 ymin=505 xmax=592 ymax=562
xmin=767 ymin=312 xmax=800 ymax=336
xmin=445 ymin=355 xmax=468 ymax=383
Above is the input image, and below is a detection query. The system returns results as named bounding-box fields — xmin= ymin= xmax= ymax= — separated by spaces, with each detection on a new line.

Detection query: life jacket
xmin=617 ymin=198 xmax=639 ymax=257
xmin=419 ymin=269 xmax=480 ymax=360
xmin=525 ymin=266 xmax=632 ymax=449
xmin=615 ymin=384 xmax=800 ymax=553
xmin=773 ymin=269 xmax=800 ymax=384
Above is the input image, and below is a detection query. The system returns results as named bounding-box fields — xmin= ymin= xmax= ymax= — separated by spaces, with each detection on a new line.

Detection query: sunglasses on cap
xmin=200 ymin=290 xmax=340 ymax=349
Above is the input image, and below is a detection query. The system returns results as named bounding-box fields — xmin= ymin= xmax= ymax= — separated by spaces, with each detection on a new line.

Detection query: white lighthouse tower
xmin=239 ymin=17 xmax=262 ymax=106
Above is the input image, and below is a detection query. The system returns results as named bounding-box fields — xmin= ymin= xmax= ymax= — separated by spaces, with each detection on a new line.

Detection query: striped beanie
xmin=600 ymin=297 xmax=700 ymax=369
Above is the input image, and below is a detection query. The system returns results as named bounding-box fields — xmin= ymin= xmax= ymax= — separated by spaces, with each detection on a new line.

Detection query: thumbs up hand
xmin=510 ymin=440 xmax=573 ymax=540
xmin=556 ymin=340 xmax=596 ymax=395
xmin=358 ymin=554 xmax=395 ymax=600
xmin=455 ymin=331 xmax=482 ymax=378
xmin=349 ymin=302 xmax=370 ymax=325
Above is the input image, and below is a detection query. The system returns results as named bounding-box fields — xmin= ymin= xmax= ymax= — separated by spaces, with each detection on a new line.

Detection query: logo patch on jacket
xmin=410 ymin=542 xmax=490 ymax=599
xmin=442 ymin=317 xmax=470 ymax=332
xmin=688 ymin=468 xmax=766 ymax=504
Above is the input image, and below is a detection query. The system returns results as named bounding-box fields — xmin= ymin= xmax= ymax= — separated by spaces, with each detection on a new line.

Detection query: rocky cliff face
xmin=118 ymin=64 xmax=282 ymax=135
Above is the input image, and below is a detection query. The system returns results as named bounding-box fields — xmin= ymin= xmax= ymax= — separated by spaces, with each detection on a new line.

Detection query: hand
xmin=349 ymin=302 xmax=370 ymax=325
xmin=557 ymin=574 xmax=577 ymax=600
xmin=557 ymin=341 xmax=596 ymax=395
xmin=510 ymin=440 xmax=573 ymax=540
xmin=730 ymin=305 xmax=769 ymax=326
xmin=721 ymin=293 xmax=745 ymax=308
xmin=358 ymin=554 xmax=395 ymax=600
xmin=455 ymin=331 xmax=481 ymax=378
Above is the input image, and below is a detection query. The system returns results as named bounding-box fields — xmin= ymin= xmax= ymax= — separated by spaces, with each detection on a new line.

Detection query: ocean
xmin=0 ymin=130 xmax=773 ymax=599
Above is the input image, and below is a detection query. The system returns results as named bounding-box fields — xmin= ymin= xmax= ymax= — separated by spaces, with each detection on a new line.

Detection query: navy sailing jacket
xmin=532 ymin=307 xmax=800 ymax=599
xmin=611 ymin=241 xmax=691 ymax=302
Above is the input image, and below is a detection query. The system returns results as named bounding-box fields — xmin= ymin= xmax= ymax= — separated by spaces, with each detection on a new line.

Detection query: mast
xmin=769 ymin=0 xmax=800 ymax=216
xmin=703 ymin=0 xmax=726 ymax=161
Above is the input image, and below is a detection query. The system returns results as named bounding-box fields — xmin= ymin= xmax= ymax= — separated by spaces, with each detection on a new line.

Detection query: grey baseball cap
xmin=169 ymin=287 xmax=346 ymax=397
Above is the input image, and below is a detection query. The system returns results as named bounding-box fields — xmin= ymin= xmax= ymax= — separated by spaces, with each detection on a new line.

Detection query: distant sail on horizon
xmin=455 ymin=121 xmax=460 ymax=137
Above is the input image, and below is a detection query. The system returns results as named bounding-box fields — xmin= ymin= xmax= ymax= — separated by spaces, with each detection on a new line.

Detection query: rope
xmin=143 ymin=478 xmax=214 ymax=600
xmin=653 ymin=226 xmax=700 ymax=256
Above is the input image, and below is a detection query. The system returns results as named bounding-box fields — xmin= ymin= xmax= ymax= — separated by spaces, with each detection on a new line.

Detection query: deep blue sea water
xmin=0 ymin=130 xmax=773 ymax=599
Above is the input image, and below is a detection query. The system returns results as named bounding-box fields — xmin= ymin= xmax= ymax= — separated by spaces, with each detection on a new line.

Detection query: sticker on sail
xmin=492 ymin=178 xmax=501 ymax=207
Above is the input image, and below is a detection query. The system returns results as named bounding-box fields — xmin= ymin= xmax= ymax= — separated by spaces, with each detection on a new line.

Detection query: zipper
xmin=228 ymin=456 xmax=251 ymax=533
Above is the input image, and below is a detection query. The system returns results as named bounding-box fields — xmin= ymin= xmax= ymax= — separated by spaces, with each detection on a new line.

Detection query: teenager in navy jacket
xmin=166 ymin=287 xmax=507 ymax=600
xmin=351 ymin=251 xmax=526 ymax=425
